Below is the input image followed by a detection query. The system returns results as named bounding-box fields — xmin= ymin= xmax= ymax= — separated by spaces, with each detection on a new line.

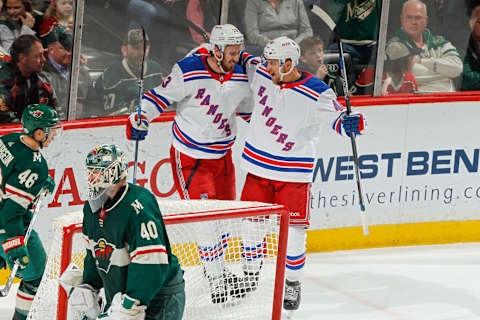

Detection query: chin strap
xmin=213 ymin=46 xmax=228 ymax=74
xmin=279 ymin=63 xmax=295 ymax=83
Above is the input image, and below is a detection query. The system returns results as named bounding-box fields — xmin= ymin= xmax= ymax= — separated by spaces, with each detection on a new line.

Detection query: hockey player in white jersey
xmin=126 ymin=24 xmax=256 ymax=304
xmin=239 ymin=36 xmax=367 ymax=316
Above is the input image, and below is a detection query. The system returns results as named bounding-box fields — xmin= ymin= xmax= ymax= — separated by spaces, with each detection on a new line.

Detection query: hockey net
xmin=27 ymin=200 xmax=289 ymax=320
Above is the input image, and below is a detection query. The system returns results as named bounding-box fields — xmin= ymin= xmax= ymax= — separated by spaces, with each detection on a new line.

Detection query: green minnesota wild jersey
xmin=0 ymin=132 xmax=49 ymax=236
xmin=82 ymin=183 xmax=183 ymax=308
xmin=96 ymin=59 xmax=164 ymax=116
xmin=333 ymin=0 xmax=378 ymax=43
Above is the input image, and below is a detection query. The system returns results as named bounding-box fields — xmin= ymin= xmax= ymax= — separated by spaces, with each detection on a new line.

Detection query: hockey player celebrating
xmin=63 ymin=144 xmax=185 ymax=320
xmin=239 ymin=36 xmax=367 ymax=316
xmin=0 ymin=104 xmax=60 ymax=320
xmin=126 ymin=24 xmax=255 ymax=303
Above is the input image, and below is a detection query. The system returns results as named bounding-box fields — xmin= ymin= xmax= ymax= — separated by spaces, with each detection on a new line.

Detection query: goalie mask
xmin=209 ymin=24 xmax=244 ymax=73
xmin=85 ymin=144 xmax=128 ymax=211
xmin=262 ymin=36 xmax=300 ymax=82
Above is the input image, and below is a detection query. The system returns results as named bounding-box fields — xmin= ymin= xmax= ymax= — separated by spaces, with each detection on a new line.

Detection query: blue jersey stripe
xmin=245 ymin=142 xmax=314 ymax=163
xmin=242 ymin=153 xmax=313 ymax=173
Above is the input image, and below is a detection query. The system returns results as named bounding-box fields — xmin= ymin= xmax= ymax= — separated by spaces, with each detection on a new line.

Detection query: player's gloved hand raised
xmin=43 ymin=175 xmax=55 ymax=195
xmin=97 ymin=293 xmax=146 ymax=320
xmin=126 ymin=111 xmax=149 ymax=141
xmin=2 ymin=236 xmax=29 ymax=268
xmin=340 ymin=111 xmax=366 ymax=136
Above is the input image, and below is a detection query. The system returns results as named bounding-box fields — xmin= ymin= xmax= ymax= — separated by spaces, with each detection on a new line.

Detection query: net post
xmin=56 ymin=223 xmax=82 ymax=320
xmin=271 ymin=207 xmax=289 ymax=320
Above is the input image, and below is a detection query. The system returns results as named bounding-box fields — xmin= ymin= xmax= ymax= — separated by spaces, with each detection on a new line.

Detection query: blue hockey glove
xmin=126 ymin=111 xmax=149 ymax=141
xmin=342 ymin=112 xmax=365 ymax=135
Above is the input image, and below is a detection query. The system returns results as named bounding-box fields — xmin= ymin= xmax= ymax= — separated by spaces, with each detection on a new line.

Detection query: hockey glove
xmin=60 ymin=262 xmax=102 ymax=320
xmin=43 ymin=175 xmax=55 ymax=195
xmin=126 ymin=111 xmax=149 ymax=141
xmin=98 ymin=293 xmax=146 ymax=320
xmin=68 ymin=284 xmax=101 ymax=320
xmin=341 ymin=112 xmax=366 ymax=135
xmin=2 ymin=236 xmax=29 ymax=268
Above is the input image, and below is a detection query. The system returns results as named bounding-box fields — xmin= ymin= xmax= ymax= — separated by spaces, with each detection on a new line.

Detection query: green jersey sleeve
xmin=1 ymin=160 xmax=48 ymax=237
xmin=125 ymin=194 xmax=172 ymax=306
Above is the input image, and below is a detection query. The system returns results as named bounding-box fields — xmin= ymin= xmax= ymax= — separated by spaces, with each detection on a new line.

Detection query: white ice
xmin=1 ymin=242 xmax=479 ymax=320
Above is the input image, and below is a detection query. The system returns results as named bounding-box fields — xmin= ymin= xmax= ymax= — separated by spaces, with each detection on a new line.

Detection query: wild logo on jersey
xmin=257 ymin=86 xmax=295 ymax=151
xmin=194 ymin=88 xmax=232 ymax=136
xmin=94 ymin=238 xmax=115 ymax=273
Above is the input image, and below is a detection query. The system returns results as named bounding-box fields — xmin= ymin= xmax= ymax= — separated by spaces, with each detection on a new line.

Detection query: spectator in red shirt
xmin=40 ymin=0 xmax=74 ymax=38
xmin=353 ymin=40 xmax=421 ymax=95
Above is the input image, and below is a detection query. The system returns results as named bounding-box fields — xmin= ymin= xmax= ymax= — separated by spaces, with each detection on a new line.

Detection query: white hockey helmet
xmin=209 ymin=24 xmax=244 ymax=52
xmin=263 ymin=36 xmax=300 ymax=68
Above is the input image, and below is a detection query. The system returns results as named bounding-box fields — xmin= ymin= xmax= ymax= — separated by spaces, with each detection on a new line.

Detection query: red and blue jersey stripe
xmin=143 ymin=89 xmax=172 ymax=113
xmin=242 ymin=142 xmax=314 ymax=173
xmin=241 ymin=242 xmax=264 ymax=262
xmin=197 ymin=233 xmax=229 ymax=262
xmin=172 ymin=121 xmax=235 ymax=155
xmin=255 ymin=66 xmax=271 ymax=80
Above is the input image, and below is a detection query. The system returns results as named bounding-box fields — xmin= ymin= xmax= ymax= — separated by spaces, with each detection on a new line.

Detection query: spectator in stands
xmin=127 ymin=0 xmax=219 ymax=69
xmin=94 ymin=29 xmax=164 ymax=117
xmin=388 ymin=0 xmax=471 ymax=52
xmin=298 ymin=36 xmax=343 ymax=94
xmin=41 ymin=25 xmax=93 ymax=119
xmin=327 ymin=0 xmax=379 ymax=66
xmin=0 ymin=34 xmax=56 ymax=122
xmin=389 ymin=0 xmax=462 ymax=92
xmin=40 ymin=0 xmax=74 ymax=38
xmin=244 ymin=0 xmax=313 ymax=54
xmin=354 ymin=40 xmax=420 ymax=95
xmin=461 ymin=5 xmax=480 ymax=91
xmin=0 ymin=0 xmax=41 ymax=53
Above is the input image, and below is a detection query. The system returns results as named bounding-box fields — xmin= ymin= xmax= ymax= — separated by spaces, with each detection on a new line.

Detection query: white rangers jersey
xmin=140 ymin=55 xmax=253 ymax=159
xmin=241 ymin=65 xmax=345 ymax=183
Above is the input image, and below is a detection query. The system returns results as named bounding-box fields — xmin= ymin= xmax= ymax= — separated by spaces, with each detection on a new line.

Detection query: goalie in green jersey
xmin=0 ymin=104 xmax=60 ymax=320
xmin=61 ymin=144 xmax=185 ymax=320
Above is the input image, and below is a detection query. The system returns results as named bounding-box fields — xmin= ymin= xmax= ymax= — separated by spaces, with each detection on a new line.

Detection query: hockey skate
xmin=206 ymin=275 xmax=228 ymax=304
xmin=283 ymin=279 xmax=301 ymax=311
xmin=241 ymin=260 xmax=263 ymax=294
xmin=224 ymin=270 xmax=248 ymax=299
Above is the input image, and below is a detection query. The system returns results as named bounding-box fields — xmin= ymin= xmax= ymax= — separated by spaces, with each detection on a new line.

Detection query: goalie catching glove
xmin=126 ymin=111 xmax=149 ymax=141
xmin=97 ymin=292 xmax=146 ymax=320
xmin=60 ymin=262 xmax=102 ymax=320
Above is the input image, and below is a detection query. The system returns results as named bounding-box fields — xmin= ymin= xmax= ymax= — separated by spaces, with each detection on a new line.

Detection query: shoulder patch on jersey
xmin=303 ymin=76 xmax=331 ymax=96
xmin=177 ymin=55 xmax=206 ymax=74
xmin=131 ymin=199 xmax=144 ymax=214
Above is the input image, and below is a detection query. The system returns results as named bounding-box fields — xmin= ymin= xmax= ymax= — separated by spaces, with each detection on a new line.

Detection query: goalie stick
xmin=132 ymin=27 xmax=147 ymax=185
xmin=310 ymin=4 xmax=369 ymax=236
xmin=0 ymin=190 xmax=47 ymax=297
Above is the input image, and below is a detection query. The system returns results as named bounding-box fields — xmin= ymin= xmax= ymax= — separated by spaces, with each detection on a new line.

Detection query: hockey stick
xmin=0 ymin=190 xmax=47 ymax=297
xmin=132 ymin=27 xmax=147 ymax=185
xmin=310 ymin=4 xmax=369 ymax=236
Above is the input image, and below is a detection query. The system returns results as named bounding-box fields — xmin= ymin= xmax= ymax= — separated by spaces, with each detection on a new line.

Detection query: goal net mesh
xmin=27 ymin=200 xmax=289 ymax=320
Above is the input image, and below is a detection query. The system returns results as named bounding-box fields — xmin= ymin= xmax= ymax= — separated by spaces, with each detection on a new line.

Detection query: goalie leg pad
xmin=68 ymin=284 xmax=101 ymax=320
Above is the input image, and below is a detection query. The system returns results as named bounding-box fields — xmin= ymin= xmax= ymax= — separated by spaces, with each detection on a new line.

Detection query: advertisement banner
xmin=6 ymin=101 xmax=480 ymax=246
